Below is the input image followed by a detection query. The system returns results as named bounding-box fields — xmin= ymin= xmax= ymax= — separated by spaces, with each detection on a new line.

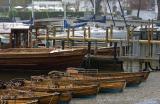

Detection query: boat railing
xmin=5 ymin=78 xmax=26 ymax=88
xmin=75 ymin=68 xmax=99 ymax=74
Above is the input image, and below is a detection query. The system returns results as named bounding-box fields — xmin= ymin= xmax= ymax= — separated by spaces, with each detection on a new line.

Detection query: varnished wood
xmin=67 ymin=68 xmax=147 ymax=87
xmin=0 ymin=48 xmax=86 ymax=70
xmin=0 ymin=90 xmax=60 ymax=104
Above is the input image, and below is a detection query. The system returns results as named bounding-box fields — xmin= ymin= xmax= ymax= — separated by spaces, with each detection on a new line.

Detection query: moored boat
xmin=59 ymin=92 xmax=72 ymax=104
xmin=48 ymin=70 xmax=126 ymax=93
xmin=0 ymin=100 xmax=38 ymax=104
xmin=88 ymin=71 xmax=150 ymax=82
xmin=0 ymin=99 xmax=38 ymax=104
xmin=0 ymin=48 xmax=86 ymax=70
xmin=0 ymin=89 xmax=60 ymax=104
xmin=83 ymin=74 xmax=144 ymax=87
xmin=67 ymin=68 xmax=145 ymax=87
xmin=91 ymin=47 xmax=120 ymax=56
xmin=98 ymin=80 xmax=126 ymax=93
xmin=12 ymin=77 xmax=99 ymax=98
xmin=68 ymin=84 xmax=98 ymax=98
xmin=73 ymin=79 xmax=126 ymax=93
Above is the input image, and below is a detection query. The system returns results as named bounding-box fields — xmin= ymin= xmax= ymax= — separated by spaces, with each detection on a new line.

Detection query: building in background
xmin=0 ymin=0 xmax=158 ymax=20
xmin=31 ymin=1 xmax=63 ymax=11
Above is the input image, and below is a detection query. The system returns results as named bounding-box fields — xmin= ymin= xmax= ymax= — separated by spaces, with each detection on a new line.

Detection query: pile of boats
xmin=0 ymin=68 xmax=150 ymax=104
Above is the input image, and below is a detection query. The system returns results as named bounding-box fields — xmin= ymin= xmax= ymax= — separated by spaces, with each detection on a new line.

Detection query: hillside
xmin=0 ymin=0 xmax=31 ymax=6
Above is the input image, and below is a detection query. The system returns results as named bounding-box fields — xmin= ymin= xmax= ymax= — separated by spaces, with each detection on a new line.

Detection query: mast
xmin=155 ymin=0 xmax=158 ymax=19
xmin=94 ymin=0 xmax=96 ymax=15
xmin=31 ymin=0 xmax=35 ymax=26
xmin=117 ymin=0 xmax=127 ymax=28
xmin=106 ymin=0 xmax=115 ymax=26
xmin=63 ymin=0 xmax=67 ymax=31
xmin=9 ymin=0 xmax=14 ymax=21
xmin=9 ymin=0 xmax=11 ymax=13
xmin=64 ymin=1 xmax=66 ymax=20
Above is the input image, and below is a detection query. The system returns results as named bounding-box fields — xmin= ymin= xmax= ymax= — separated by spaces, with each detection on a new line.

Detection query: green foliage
xmin=127 ymin=10 xmax=132 ymax=15
xmin=8 ymin=11 xmax=84 ymax=20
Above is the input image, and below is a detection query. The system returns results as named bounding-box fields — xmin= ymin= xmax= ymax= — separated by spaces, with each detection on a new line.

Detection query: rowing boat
xmin=67 ymin=68 xmax=145 ymax=87
xmin=0 ymin=89 xmax=60 ymax=104
xmin=12 ymin=77 xmax=99 ymax=98
xmin=0 ymin=48 xmax=86 ymax=70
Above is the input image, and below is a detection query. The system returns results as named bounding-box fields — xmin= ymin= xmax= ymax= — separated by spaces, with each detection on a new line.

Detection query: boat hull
xmin=46 ymin=84 xmax=99 ymax=98
xmin=72 ymin=79 xmax=126 ymax=93
xmin=0 ymin=91 xmax=60 ymax=104
xmin=21 ymin=80 xmax=99 ymax=98
xmin=96 ymin=71 xmax=150 ymax=82
xmin=99 ymin=80 xmax=126 ymax=93
xmin=0 ymin=100 xmax=38 ymax=104
xmin=90 ymin=75 xmax=144 ymax=87
xmin=0 ymin=48 xmax=86 ymax=70
xmin=70 ymin=84 xmax=99 ymax=98
xmin=59 ymin=92 xmax=72 ymax=104
xmin=69 ymin=68 xmax=149 ymax=86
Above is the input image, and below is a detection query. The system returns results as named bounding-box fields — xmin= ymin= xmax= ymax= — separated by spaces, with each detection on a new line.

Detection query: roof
xmin=0 ymin=22 xmax=30 ymax=33
xmin=0 ymin=17 xmax=12 ymax=22
xmin=0 ymin=0 xmax=31 ymax=7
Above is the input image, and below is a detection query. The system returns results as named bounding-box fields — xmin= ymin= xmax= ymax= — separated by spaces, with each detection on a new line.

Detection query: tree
xmin=157 ymin=0 xmax=160 ymax=20
xmin=75 ymin=0 xmax=80 ymax=12
xmin=137 ymin=0 xmax=141 ymax=18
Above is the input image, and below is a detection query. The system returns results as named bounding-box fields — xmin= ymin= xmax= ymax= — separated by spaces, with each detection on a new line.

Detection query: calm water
xmin=70 ymin=72 xmax=160 ymax=104
xmin=0 ymin=70 xmax=159 ymax=104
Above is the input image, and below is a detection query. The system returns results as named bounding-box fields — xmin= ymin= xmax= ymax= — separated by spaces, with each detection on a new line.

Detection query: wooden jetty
xmin=37 ymin=22 xmax=160 ymax=71
xmin=1 ymin=20 xmax=160 ymax=71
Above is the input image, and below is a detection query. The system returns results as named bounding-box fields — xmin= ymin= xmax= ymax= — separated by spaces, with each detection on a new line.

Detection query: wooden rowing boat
xmin=33 ymin=82 xmax=98 ymax=98
xmin=0 ymin=99 xmax=38 ymax=104
xmin=98 ymin=80 xmax=126 ymax=93
xmin=67 ymin=68 xmax=145 ymax=87
xmin=0 ymin=89 xmax=60 ymax=104
xmin=73 ymin=79 xmax=126 ymax=93
xmin=91 ymin=47 xmax=120 ymax=56
xmin=94 ymin=75 xmax=143 ymax=87
xmin=0 ymin=80 xmax=6 ymax=89
xmin=47 ymin=70 xmax=126 ymax=93
xmin=59 ymin=92 xmax=72 ymax=104
xmin=0 ymin=48 xmax=86 ymax=70
xmin=48 ymin=70 xmax=127 ymax=93
xmin=81 ymin=74 xmax=144 ymax=87
xmin=11 ymin=77 xmax=99 ymax=98
xmin=86 ymin=71 xmax=150 ymax=82
xmin=6 ymin=78 xmax=72 ymax=103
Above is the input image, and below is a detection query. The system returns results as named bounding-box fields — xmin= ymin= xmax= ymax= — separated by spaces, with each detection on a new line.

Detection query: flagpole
xmin=9 ymin=0 xmax=11 ymax=13
xmin=94 ymin=0 xmax=96 ymax=15
xmin=32 ymin=0 xmax=35 ymax=26
xmin=63 ymin=1 xmax=67 ymax=31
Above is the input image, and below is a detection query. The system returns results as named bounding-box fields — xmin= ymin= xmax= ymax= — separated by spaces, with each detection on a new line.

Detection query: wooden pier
xmin=35 ymin=24 xmax=160 ymax=71
xmin=1 ymin=20 xmax=160 ymax=71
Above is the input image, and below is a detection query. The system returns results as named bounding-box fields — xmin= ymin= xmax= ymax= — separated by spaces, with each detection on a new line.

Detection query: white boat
xmin=67 ymin=26 xmax=127 ymax=39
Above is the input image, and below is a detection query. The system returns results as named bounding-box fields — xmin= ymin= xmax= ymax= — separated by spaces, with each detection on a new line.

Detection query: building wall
xmin=31 ymin=1 xmax=63 ymax=11
xmin=128 ymin=0 xmax=152 ymax=10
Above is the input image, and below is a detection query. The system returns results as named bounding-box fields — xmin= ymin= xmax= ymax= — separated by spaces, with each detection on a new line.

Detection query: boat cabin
xmin=0 ymin=22 xmax=48 ymax=48
xmin=0 ymin=22 xmax=32 ymax=48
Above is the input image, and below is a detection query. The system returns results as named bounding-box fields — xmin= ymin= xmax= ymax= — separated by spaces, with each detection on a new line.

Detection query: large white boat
xmin=66 ymin=26 xmax=127 ymax=39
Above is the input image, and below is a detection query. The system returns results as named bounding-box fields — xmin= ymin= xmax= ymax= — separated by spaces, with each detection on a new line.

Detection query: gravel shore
xmin=71 ymin=72 xmax=160 ymax=104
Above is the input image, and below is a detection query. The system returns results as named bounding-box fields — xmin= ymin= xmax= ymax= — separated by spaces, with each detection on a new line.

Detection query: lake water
xmin=0 ymin=67 xmax=159 ymax=104
xmin=70 ymin=72 xmax=160 ymax=104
